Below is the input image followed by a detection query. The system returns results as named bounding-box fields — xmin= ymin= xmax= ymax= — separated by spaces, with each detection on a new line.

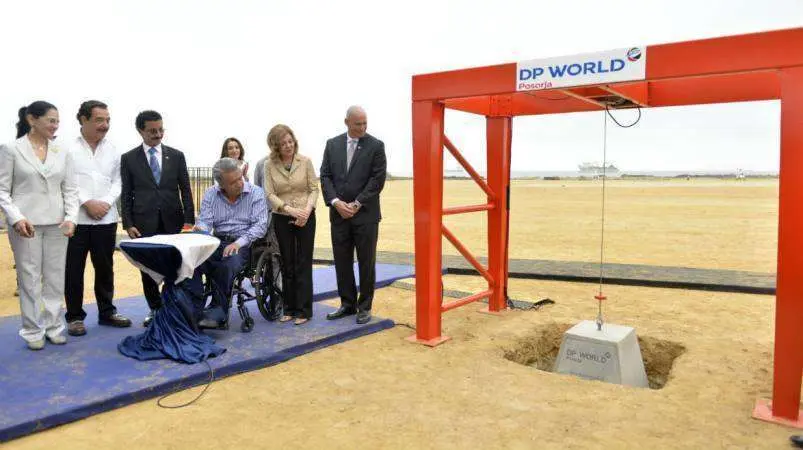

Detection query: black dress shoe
xmin=791 ymin=435 xmax=803 ymax=448
xmin=326 ymin=306 xmax=357 ymax=320
xmin=142 ymin=311 xmax=155 ymax=328
xmin=67 ymin=320 xmax=87 ymax=336
xmin=356 ymin=311 xmax=371 ymax=324
xmin=99 ymin=313 xmax=132 ymax=328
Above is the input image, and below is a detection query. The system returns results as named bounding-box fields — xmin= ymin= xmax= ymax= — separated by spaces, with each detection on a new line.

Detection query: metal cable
xmin=596 ymin=110 xmax=609 ymax=330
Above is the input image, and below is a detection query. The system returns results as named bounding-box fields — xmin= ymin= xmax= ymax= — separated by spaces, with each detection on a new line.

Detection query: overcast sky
xmin=1 ymin=0 xmax=800 ymax=176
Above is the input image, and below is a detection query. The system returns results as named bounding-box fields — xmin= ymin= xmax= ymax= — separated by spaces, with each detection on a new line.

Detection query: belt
xmin=213 ymin=233 xmax=239 ymax=243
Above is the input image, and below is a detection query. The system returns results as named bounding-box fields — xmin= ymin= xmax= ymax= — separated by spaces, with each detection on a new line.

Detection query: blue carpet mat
xmin=0 ymin=264 xmax=410 ymax=443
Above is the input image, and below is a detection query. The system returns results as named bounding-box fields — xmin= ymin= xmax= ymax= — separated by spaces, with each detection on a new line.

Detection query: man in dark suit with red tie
xmin=320 ymin=106 xmax=387 ymax=324
xmin=120 ymin=110 xmax=195 ymax=327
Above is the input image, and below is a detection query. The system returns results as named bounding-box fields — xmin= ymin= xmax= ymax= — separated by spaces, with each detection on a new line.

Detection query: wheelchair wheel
xmin=254 ymin=251 xmax=283 ymax=321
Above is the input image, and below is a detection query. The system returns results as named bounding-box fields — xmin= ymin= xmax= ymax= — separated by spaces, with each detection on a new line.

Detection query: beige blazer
xmin=264 ymin=153 xmax=319 ymax=215
xmin=0 ymin=136 xmax=79 ymax=226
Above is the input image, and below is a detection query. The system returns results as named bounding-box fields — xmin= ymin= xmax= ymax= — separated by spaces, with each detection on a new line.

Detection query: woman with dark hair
xmin=0 ymin=101 xmax=79 ymax=350
xmin=220 ymin=137 xmax=249 ymax=181
xmin=264 ymin=124 xmax=318 ymax=325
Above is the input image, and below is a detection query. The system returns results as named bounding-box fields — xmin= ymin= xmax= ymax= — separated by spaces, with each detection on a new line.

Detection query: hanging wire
xmin=596 ymin=109 xmax=609 ymax=331
xmin=606 ymin=105 xmax=642 ymax=128
xmin=595 ymin=105 xmax=643 ymax=330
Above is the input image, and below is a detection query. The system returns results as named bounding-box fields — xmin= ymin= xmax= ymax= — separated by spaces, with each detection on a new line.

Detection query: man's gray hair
xmin=213 ymin=157 xmax=242 ymax=184
xmin=345 ymin=105 xmax=365 ymax=119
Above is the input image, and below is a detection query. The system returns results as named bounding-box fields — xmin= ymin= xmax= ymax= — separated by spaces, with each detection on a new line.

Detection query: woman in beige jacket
xmin=264 ymin=124 xmax=318 ymax=325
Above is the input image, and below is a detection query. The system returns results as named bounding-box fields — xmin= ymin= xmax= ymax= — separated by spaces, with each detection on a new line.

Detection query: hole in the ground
xmin=503 ymin=322 xmax=686 ymax=390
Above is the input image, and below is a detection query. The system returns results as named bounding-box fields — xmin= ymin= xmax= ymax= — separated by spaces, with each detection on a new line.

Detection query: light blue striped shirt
xmin=196 ymin=182 xmax=268 ymax=248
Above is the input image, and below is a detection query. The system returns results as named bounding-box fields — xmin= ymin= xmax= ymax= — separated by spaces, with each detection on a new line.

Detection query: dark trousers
xmin=274 ymin=213 xmax=316 ymax=319
xmin=331 ymin=219 xmax=378 ymax=312
xmin=139 ymin=217 xmax=174 ymax=310
xmin=189 ymin=241 xmax=250 ymax=323
xmin=65 ymin=223 xmax=118 ymax=322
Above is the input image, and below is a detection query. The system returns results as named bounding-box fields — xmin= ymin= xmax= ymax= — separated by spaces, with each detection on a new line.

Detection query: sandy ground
xmin=1 ymin=178 xmax=797 ymax=449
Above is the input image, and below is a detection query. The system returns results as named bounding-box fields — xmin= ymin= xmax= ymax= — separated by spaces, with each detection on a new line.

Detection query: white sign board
xmin=516 ymin=47 xmax=646 ymax=91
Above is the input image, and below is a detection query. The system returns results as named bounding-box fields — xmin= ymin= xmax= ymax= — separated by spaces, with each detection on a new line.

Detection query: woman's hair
xmin=220 ymin=137 xmax=245 ymax=160
xmin=267 ymin=124 xmax=298 ymax=162
xmin=16 ymin=100 xmax=57 ymax=138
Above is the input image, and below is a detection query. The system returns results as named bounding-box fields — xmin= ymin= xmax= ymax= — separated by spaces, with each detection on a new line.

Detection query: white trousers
xmin=8 ymin=224 xmax=67 ymax=342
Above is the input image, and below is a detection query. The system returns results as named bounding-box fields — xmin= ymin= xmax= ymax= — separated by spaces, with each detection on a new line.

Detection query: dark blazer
xmin=120 ymin=145 xmax=195 ymax=234
xmin=320 ymin=133 xmax=387 ymax=225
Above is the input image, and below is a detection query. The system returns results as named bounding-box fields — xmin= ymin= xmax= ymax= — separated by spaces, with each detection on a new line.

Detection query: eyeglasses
xmin=145 ymin=128 xmax=164 ymax=135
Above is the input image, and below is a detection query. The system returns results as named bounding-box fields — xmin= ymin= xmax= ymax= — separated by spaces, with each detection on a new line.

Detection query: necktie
xmin=148 ymin=147 xmax=161 ymax=184
xmin=346 ymin=139 xmax=357 ymax=172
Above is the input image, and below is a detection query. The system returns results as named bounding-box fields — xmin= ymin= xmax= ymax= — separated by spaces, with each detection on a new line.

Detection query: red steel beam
xmin=647 ymin=28 xmax=803 ymax=81
xmin=443 ymin=203 xmax=495 ymax=215
xmin=441 ymin=224 xmax=494 ymax=285
xmin=601 ymin=82 xmax=649 ymax=106
xmin=413 ymin=63 xmax=515 ymax=102
xmin=442 ymin=289 xmax=494 ymax=312
xmin=412 ymin=28 xmax=803 ymax=104
xmin=766 ymin=66 xmax=803 ymax=424
xmin=647 ymin=71 xmax=779 ymax=107
xmin=410 ymin=100 xmax=448 ymax=346
xmin=486 ymin=116 xmax=512 ymax=312
xmin=444 ymin=135 xmax=496 ymax=200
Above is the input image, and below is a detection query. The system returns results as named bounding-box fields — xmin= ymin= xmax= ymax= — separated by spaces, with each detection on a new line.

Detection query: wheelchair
xmin=202 ymin=223 xmax=284 ymax=332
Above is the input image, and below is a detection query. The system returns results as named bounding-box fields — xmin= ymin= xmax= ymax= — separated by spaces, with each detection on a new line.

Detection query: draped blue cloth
xmin=118 ymin=236 xmax=225 ymax=363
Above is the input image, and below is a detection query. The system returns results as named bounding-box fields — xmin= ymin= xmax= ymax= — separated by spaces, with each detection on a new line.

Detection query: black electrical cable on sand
xmin=507 ymin=297 xmax=555 ymax=310
xmin=157 ymin=359 xmax=214 ymax=409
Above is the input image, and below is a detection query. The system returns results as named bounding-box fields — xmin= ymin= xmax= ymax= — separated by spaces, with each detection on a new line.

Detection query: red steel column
xmin=486 ymin=116 xmax=512 ymax=312
xmin=409 ymin=100 xmax=448 ymax=346
xmin=772 ymin=67 xmax=803 ymax=421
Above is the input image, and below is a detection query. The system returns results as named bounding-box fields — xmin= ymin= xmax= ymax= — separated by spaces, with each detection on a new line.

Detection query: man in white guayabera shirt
xmin=64 ymin=101 xmax=132 ymax=336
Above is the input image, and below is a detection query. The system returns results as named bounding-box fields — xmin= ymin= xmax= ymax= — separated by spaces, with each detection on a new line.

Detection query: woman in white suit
xmin=0 ymin=101 xmax=78 ymax=350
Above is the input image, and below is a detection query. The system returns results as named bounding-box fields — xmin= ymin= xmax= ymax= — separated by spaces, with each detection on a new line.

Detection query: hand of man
xmin=59 ymin=221 xmax=76 ymax=238
xmin=347 ymin=201 xmax=361 ymax=212
xmin=182 ymin=223 xmax=194 ymax=231
xmin=13 ymin=219 xmax=35 ymax=238
xmin=83 ymin=200 xmax=111 ymax=220
xmin=126 ymin=226 xmax=141 ymax=238
xmin=334 ymin=200 xmax=355 ymax=219
xmin=223 ymin=242 xmax=241 ymax=257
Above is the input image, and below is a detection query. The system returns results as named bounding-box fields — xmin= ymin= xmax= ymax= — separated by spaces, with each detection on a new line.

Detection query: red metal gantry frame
xmin=410 ymin=28 xmax=803 ymax=426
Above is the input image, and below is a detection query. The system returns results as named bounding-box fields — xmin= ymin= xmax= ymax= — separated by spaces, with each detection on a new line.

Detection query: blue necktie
xmin=148 ymin=147 xmax=161 ymax=184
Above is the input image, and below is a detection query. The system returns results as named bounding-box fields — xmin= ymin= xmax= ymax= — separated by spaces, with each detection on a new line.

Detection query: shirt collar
xmin=142 ymin=143 xmax=162 ymax=154
xmin=346 ymin=134 xmax=360 ymax=143
xmin=77 ymin=135 xmax=106 ymax=151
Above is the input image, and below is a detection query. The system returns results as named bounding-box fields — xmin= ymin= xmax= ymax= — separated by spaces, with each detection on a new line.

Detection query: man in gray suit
xmin=320 ymin=106 xmax=387 ymax=325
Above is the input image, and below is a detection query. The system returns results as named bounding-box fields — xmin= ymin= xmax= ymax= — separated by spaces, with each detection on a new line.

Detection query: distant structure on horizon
xmin=444 ymin=159 xmax=468 ymax=178
xmin=578 ymin=162 xmax=622 ymax=178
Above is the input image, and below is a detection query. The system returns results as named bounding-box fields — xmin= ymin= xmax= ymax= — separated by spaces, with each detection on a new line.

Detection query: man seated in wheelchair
xmin=190 ymin=157 xmax=268 ymax=328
